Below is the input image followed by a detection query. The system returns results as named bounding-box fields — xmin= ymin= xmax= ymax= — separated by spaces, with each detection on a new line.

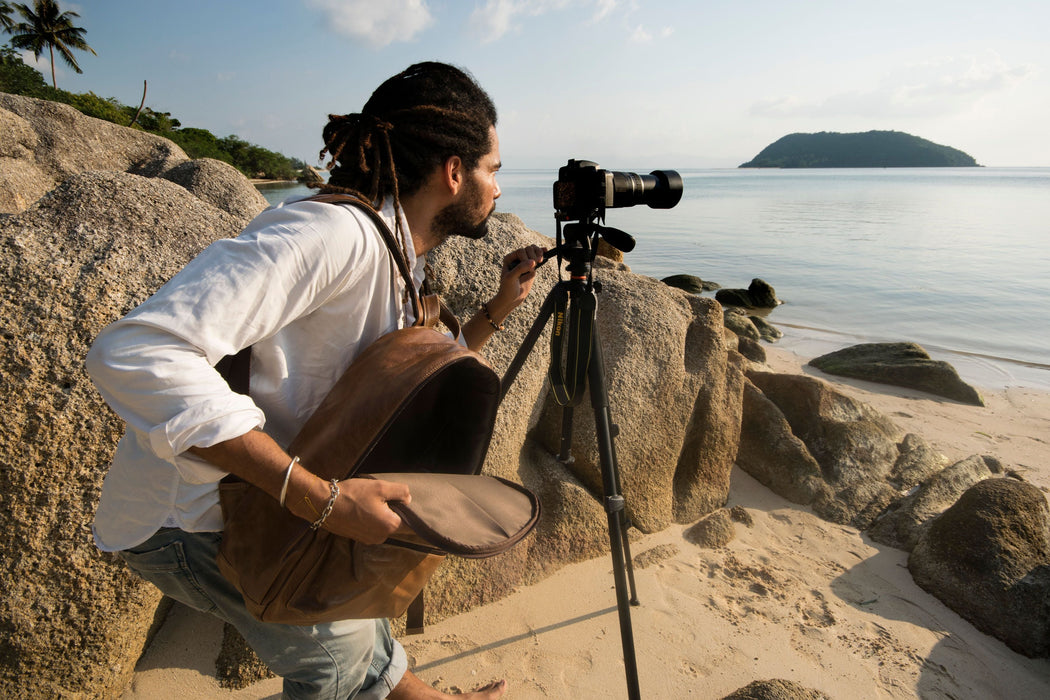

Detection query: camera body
xmin=553 ymin=159 xmax=683 ymax=221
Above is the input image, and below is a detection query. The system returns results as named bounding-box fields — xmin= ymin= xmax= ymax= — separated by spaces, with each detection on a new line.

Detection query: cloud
xmin=628 ymin=24 xmax=672 ymax=43
xmin=751 ymin=51 xmax=1035 ymax=120
xmin=305 ymin=0 xmax=434 ymax=48
xmin=469 ymin=0 xmax=616 ymax=43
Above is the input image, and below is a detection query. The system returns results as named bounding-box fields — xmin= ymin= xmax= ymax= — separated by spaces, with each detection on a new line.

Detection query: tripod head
xmin=537 ymin=220 xmax=637 ymax=281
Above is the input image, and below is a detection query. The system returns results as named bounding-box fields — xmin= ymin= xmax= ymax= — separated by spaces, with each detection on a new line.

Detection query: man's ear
xmin=441 ymin=155 xmax=464 ymax=195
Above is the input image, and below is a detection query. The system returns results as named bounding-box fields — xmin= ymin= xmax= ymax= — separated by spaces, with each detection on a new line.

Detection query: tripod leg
xmin=586 ymin=323 xmax=642 ymax=700
xmin=499 ymin=284 xmax=566 ymax=402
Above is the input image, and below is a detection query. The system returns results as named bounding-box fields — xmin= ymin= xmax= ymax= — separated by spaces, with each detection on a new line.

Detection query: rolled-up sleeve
xmin=85 ymin=200 xmax=370 ymax=484
xmin=87 ymin=323 xmax=266 ymax=483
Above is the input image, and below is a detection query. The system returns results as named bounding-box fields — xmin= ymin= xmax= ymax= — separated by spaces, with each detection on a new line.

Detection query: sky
xmin=15 ymin=0 xmax=1050 ymax=169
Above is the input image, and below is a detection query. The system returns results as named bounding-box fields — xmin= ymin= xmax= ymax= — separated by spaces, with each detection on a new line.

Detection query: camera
xmin=553 ymin=159 xmax=683 ymax=221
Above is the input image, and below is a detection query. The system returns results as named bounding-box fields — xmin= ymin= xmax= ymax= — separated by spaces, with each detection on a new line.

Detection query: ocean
xmin=257 ymin=167 xmax=1050 ymax=390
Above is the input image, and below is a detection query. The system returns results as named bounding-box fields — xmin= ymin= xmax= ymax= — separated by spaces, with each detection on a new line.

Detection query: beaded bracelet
xmin=310 ymin=479 xmax=340 ymax=531
xmin=278 ymin=456 xmax=300 ymax=508
xmin=481 ymin=303 xmax=504 ymax=332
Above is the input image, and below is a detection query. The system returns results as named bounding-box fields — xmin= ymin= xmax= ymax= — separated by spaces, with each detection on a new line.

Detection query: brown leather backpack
xmin=215 ymin=194 xmax=539 ymax=629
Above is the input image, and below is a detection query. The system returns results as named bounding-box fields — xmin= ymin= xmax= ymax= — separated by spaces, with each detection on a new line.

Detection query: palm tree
xmin=1 ymin=2 xmax=16 ymax=31
xmin=9 ymin=0 xmax=95 ymax=88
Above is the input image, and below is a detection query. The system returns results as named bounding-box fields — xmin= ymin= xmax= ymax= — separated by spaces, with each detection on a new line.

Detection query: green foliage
xmin=740 ymin=131 xmax=979 ymax=168
xmin=66 ymin=90 xmax=128 ymax=124
xmin=0 ymin=43 xmax=304 ymax=180
xmin=0 ymin=43 xmax=48 ymax=95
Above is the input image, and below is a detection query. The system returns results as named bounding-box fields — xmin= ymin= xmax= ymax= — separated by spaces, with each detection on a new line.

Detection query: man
xmin=87 ymin=62 xmax=542 ymax=699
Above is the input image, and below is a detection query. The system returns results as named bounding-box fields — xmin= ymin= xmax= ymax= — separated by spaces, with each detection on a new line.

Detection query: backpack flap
xmin=366 ymin=473 xmax=540 ymax=558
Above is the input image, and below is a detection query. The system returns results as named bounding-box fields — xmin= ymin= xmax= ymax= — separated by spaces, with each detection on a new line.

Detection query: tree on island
xmin=6 ymin=0 xmax=95 ymax=89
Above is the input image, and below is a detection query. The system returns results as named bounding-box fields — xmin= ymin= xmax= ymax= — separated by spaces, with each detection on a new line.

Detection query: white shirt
xmin=87 ymin=197 xmax=424 ymax=551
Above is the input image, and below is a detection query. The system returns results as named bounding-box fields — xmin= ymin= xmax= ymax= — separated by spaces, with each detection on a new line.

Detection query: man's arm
xmin=190 ymin=432 xmax=409 ymax=544
xmin=461 ymin=245 xmax=545 ymax=351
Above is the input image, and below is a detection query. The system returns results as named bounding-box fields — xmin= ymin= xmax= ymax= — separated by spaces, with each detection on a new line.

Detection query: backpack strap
xmin=303 ymin=193 xmax=461 ymax=336
xmin=216 ymin=195 xmax=464 ymax=389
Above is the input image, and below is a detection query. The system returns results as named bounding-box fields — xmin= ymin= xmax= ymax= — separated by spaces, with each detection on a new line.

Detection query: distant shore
xmin=249 ymin=178 xmax=298 ymax=185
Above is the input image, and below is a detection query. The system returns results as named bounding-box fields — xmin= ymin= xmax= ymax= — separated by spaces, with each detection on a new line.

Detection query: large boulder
xmin=529 ymin=260 xmax=745 ymax=531
xmin=867 ymin=454 xmax=1001 ymax=551
xmin=743 ymin=370 xmax=906 ymax=527
xmin=736 ymin=380 xmax=831 ymax=506
xmin=0 ymin=92 xmax=189 ymax=214
xmin=0 ymin=171 xmax=242 ymax=698
xmin=739 ymin=369 xmax=966 ymax=532
xmin=425 ymin=216 xmax=745 ymax=620
xmin=809 ymin=342 xmax=984 ymax=406
xmin=909 ymin=478 xmax=1050 ymax=658
xmin=160 ymin=157 xmax=268 ymax=224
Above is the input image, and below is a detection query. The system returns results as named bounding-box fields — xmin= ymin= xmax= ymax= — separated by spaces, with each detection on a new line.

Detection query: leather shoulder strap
xmin=304 ymin=193 xmax=425 ymax=326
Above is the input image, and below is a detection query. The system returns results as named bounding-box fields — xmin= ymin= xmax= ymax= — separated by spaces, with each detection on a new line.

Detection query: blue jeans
xmin=119 ymin=528 xmax=407 ymax=699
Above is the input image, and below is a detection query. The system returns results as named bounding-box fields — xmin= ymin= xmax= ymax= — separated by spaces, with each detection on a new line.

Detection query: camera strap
xmin=548 ymin=287 xmax=593 ymax=406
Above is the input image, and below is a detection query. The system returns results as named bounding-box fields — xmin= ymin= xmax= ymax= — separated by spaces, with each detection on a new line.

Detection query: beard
xmin=432 ymin=180 xmax=493 ymax=241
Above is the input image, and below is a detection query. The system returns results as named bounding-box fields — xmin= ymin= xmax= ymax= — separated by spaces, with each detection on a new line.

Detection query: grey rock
xmin=736 ymin=335 xmax=767 ymax=363
xmin=161 ymin=158 xmax=268 ymax=224
xmin=870 ymin=454 xmax=1003 ymax=551
xmin=736 ymin=381 xmax=831 ymax=506
xmin=741 ymin=369 xmax=937 ymax=528
xmin=809 ymin=342 xmax=984 ymax=406
xmin=750 ymin=314 xmax=783 ymax=342
xmin=724 ymin=307 xmax=761 ymax=341
xmin=909 ymin=478 xmax=1050 ymax=657
xmin=747 ymin=371 xmax=902 ymax=489
xmin=715 ymin=278 xmax=782 ymax=309
xmin=0 ymin=171 xmax=240 ymax=698
xmin=661 ymin=273 xmax=718 ymax=294
xmin=216 ymin=623 xmax=275 ymax=689
xmin=301 ymin=165 xmax=326 ymax=186
xmin=0 ymin=92 xmax=188 ymax=214
xmin=722 ymin=679 xmax=832 ymax=700
xmin=889 ymin=432 xmax=949 ymax=490
xmin=425 ymin=213 xmax=744 ymax=618
xmin=684 ymin=508 xmax=735 ymax=548
xmin=729 ymin=505 xmax=754 ymax=527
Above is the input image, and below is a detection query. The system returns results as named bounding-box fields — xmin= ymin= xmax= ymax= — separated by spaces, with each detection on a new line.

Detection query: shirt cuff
xmin=147 ymin=396 xmax=265 ymax=484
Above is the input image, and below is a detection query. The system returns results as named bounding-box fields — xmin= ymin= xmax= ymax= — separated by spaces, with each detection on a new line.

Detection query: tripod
xmin=500 ymin=219 xmax=642 ymax=700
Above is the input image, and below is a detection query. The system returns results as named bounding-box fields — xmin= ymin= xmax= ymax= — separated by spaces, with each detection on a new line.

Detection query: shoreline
xmin=122 ymin=344 xmax=1050 ymax=699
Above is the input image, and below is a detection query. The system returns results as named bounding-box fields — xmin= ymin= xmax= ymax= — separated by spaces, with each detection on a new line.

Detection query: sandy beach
xmin=121 ymin=346 xmax=1050 ymax=699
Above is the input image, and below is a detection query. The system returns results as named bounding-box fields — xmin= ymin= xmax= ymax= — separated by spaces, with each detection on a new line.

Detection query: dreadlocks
xmin=316 ymin=62 xmax=497 ymax=210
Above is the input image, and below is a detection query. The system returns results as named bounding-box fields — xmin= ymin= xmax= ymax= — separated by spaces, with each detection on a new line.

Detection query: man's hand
xmin=496 ymin=244 xmax=546 ymax=308
xmin=307 ymin=477 xmax=410 ymax=544
xmin=190 ymin=431 xmax=409 ymax=543
xmin=461 ymin=244 xmax=546 ymax=351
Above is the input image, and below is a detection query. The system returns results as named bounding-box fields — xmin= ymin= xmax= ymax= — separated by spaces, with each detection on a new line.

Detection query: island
xmin=739 ymin=130 xmax=979 ymax=168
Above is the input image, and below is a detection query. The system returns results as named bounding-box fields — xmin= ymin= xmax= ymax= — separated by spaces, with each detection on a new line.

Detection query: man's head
xmin=430 ymin=125 xmax=501 ymax=241
xmin=319 ymin=62 xmax=498 ymax=210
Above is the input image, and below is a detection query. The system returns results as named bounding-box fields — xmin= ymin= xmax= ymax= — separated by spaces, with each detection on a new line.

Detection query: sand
xmin=121 ymin=347 xmax=1050 ymax=699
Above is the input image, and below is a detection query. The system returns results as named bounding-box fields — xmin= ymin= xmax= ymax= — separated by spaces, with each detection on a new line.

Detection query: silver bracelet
xmin=279 ymin=456 xmax=299 ymax=508
xmin=310 ymin=479 xmax=340 ymax=531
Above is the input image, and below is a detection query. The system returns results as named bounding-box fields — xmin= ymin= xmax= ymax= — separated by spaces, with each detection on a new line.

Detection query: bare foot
xmin=388 ymin=670 xmax=508 ymax=699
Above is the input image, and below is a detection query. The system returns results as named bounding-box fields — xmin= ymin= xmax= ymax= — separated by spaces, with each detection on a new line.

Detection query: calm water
xmin=258 ymin=168 xmax=1050 ymax=390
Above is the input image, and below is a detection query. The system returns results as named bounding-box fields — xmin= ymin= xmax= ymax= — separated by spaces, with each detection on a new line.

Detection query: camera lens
xmin=608 ymin=170 xmax=684 ymax=209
